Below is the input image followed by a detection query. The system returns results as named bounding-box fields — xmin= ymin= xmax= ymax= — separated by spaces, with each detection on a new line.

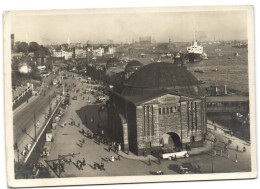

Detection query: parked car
xmin=179 ymin=163 xmax=194 ymax=174
xmin=72 ymin=96 xmax=77 ymax=100
xmin=160 ymin=150 xmax=189 ymax=160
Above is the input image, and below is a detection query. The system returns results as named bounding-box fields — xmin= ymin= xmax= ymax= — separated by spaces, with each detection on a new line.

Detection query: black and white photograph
xmin=3 ymin=5 xmax=256 ymax=187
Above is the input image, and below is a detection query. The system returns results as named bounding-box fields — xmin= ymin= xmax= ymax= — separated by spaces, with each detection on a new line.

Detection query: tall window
xmin=143 ymin=106 xmax=146 ymax=138
xmin=159 ymin=108 xmax=161 ymax=115
xmin=195 ymin=102 xmax=198 ymax=130
xmin=151 ymin=106 xmax=154 ymax=136
xmin=162 ymin=108 xmax=165 ymax=114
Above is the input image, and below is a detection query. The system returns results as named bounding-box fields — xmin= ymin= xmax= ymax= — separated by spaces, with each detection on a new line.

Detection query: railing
xmin=206 ymin=105 xmax=249 ymax=113
xmin=23 ymin=99 xmax=62 ymax=164
xmin=13 ymin=85 xmax=33 ymax=104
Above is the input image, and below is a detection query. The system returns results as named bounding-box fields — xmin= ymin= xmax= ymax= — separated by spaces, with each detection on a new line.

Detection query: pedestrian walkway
xmin=14 ymin=95 xmax=62 ymax=163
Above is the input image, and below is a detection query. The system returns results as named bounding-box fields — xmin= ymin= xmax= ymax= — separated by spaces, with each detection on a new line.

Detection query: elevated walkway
xmin=206 ymin=96 xmax=249 ymax=113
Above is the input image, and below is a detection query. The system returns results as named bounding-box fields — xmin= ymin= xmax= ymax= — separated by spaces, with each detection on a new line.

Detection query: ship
xmin=187 ymin=32 xmax=203 ymax=62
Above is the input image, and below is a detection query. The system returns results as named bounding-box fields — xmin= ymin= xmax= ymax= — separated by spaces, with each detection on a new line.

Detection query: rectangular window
xmin=170 ymin=107 xmax=173 ymax=113
xmin=162 ymin=108 xmax=165 ymax=114
xmin=159 ymin=108 xmax=161 ymax=115
xmin=147 ymin=106 xmax=150 ymax=137
xmin=195 ymin=102 xmax=198 ymax=130
xmin=166 ymin=107 xmax=169 ymax=114
xmin=143 ymin=106 xmax=146 ymax=137
xmin=187 ymin=102 xmax=189 ymax=131
xmin=151 ymin=106 xmax=154 ymax=136
xmin=191 ymin=101 xmax=194 ymax=131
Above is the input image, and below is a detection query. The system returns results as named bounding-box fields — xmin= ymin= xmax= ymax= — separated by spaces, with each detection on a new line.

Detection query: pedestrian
xmin=235 ymin=154 xmax=238 ymax=163
xmin=79 ymin=162 xmax=83 ymax=170
xmin=82 ymin=128 xmax=85 ymax=135
xmin=60 ymin=162 xmax=65 ymax=172
xmin=53 ymin=162 xmax=57 ymax=172
xmin=227 ymin=152 xmax=230 ymax=159
xmin=94 ymin=163 xmax=97 ymax=170
xmin=158 ymin=157 xmax=161 ymax=164
xmin=118 ymin=155 xmax=120 ymax=161
xmin=108 ymin=146 xmax=111 ymax=152
xmin=111 ymin=156 xmax=115 ymax=163
xmin=243 ymin=146 xmax=246 ymax=152
xmin=118 ymin=143 xmax=121 ymax=152
xmin=148 ymin=158 xmax=151 ymax=166
xmin=68 ymin=158 xmax=72 ymax=165
xmin=100 ymin=162 xmax=105 ymax=171
xmin=82 ymin=158 xmax=86 ymax=166
xmin=236 ymin=145 xmax=239 ymax=152
xmin=82 ymin=138 xmax=85 ymax=144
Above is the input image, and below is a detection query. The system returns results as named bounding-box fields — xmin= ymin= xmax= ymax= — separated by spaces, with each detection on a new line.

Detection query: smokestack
xmin=11 ymin=34 xmax=14 ymax=52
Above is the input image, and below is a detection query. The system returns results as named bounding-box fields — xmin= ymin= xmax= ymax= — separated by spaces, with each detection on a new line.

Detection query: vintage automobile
xmin=179 ymin=163 xmax=194 ymax=174
xmin=160 ymin=150 xmax=189 ymax=160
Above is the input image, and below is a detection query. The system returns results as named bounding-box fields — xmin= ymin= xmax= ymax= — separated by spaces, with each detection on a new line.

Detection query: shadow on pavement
xmin=76 ymin=104 xmax=105 ymax=134
xmin=168 ymin=164 xmax=181 ymax=173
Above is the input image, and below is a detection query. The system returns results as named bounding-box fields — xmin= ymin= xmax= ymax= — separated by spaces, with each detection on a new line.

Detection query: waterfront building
xmin=107 ymin=62 xmax=207 ymax=155
xmin=51 ymin=49 xmax=73 ymax=60
xmin=93 ymin=47 xmax=105 ymax=57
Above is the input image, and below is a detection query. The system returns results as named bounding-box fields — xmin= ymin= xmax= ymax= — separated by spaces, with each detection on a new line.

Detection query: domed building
xmin=106 ymin=62 xmax=207 ymax=155
xmin=124 ymin=60 xmax=143 ymax=80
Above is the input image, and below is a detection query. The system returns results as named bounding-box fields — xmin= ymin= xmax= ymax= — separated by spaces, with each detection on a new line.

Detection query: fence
xmin=13 ymin=85 xmax=33 ymax=110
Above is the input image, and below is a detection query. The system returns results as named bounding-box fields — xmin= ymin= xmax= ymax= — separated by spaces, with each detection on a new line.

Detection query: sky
xmin=9 ymin=9 xmax=248 ymax=44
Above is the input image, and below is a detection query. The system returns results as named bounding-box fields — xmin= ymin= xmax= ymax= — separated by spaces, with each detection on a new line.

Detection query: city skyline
xmin=10 ymin=9 xmax=247 ymax=45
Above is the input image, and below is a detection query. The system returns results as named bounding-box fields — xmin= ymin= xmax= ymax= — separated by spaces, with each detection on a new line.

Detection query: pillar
xmin=122 ymin=123 xmax=129 ymax=153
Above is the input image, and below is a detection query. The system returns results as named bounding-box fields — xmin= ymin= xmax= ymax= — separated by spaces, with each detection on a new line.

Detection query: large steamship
xmin=187 ymin=32 xmax=203 ymax=62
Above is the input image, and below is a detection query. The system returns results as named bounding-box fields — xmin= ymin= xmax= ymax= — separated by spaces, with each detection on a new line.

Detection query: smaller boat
xmin=175 ymin=52 xmax=181 ymax=59
xmin=201 ymin=52 xmax=208 ymax=60
xmin=234 ymin=52 xmax=240 ymax=56
xmin=211 ymin=68 xmax=218 ymax=72
xmin=194 ymin=69 xmax=205 ymax=73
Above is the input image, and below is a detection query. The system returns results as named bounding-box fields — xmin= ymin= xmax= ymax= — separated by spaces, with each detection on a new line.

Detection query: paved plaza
xmin=35 ymin=73 xmax=252 ymax=178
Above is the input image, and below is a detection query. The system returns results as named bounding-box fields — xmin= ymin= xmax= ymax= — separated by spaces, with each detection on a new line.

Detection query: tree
xmin=28 ymin=42 xmax=39 ymax=52
xmin=15 ymin=41 xmax=29 ymax=54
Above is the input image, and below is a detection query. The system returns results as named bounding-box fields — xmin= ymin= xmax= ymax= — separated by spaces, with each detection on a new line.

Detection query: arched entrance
xmin=161 ymin=132 xmax=181 ymax=150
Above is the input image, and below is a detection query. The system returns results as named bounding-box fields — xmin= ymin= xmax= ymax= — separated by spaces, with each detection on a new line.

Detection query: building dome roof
xmin=121 ymin=62 xmax=203 ymax=97
xmin=125 ymin=62 xmax=199 ymax=88
xmin=125 ymin=60 xmax=142 ymax=72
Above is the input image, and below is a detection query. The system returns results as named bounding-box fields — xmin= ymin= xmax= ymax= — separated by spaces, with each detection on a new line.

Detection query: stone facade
xmin=107 ymin=92 xmax=207 ymax=156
